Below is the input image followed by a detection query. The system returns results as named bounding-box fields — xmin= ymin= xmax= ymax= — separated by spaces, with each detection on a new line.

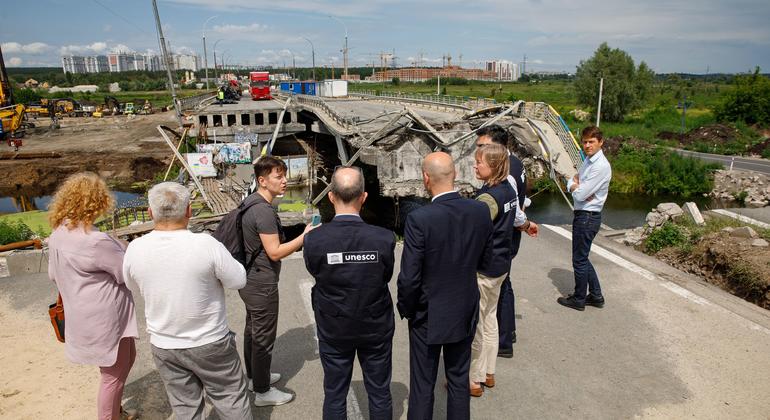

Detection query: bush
xmin=0 ymin=219 xmax=35 ymax=245
xmin=610 ymin=146 xmax=720 ymax=196
xmin=714 ymin=67 xmax=770 ymax=125
xmin=644 ymin=222 xmax=687 ymax=253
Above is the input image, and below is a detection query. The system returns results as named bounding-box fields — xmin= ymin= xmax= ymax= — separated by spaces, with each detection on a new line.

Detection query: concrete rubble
xmin=731 ymin=226 xmax=758 ymax=239
xmin=711 ymin=170 xmax=770 ymax=207
xmin=751 ymin=238 xmax=769 ymax=247
xmin=683 ymin=202 xmax=706 ymax=225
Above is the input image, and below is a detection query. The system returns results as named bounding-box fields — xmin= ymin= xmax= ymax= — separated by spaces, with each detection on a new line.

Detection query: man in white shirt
xmin=558 ymin=126 xmax=612 ymax=311
xmin=123 ymin=182 xmax=252 ymax=419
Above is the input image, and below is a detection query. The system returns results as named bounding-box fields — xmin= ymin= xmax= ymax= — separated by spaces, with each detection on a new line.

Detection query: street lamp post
xmin=329 ymin=16 xmax=348 ymax=80
xmin=302 ymin=37 xmax=316 ymax=81
xmin=212 ymin=39 xmax=223 ymax=82
xmin=202 ymin=15 xmax=217 ymax=90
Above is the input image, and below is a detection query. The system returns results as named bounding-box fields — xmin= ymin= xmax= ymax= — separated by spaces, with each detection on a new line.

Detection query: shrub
xmin=714 ymin=67 xmax=770 ymax=125
xmin=0 ymin=219 xmax=35 ymax=245
xmin=644 ymin=222 xmax=687 ymax=253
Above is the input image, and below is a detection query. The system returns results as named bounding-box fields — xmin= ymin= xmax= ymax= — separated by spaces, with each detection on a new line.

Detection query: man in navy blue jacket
xmin=398 ymin=152 xmax=494 ymax=420
xmin=303 ymin=166 xmax=396 ymax=420
xmin=476 ymin=124 xmax=527 ymax=357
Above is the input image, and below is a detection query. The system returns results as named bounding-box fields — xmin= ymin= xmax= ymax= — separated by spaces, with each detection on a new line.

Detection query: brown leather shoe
xmin=470 ymin=385 xmax=483 ymax=397
xmin=484 ymin=374 xmax=495 ymax=388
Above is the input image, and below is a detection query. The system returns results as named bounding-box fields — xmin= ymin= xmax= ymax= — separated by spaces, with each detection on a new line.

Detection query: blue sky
xmin=2 ymin=0 xmax=769 ymax=73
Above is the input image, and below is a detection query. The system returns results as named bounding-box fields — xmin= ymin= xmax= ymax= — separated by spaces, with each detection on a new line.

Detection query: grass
xmin=278 ymin=200 xmax=309 ymax=212
xmin=0 ymin=211 xmax=51 ymax=237
xmin=55 ymin=89 xmax=206 ymax=109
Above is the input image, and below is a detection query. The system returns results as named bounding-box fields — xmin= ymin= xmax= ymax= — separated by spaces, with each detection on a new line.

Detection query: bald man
xmin=303 ymin=166 xmax=396 ymax=420
xmin=397 ymin=152 xmax=494 ymax=420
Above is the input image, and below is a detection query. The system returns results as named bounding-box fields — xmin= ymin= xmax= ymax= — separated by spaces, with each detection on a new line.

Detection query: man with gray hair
xmin=123 ymin=182 xmax=252 ymax=419
xmin=303 ymin=166 xmax=396 ymax=420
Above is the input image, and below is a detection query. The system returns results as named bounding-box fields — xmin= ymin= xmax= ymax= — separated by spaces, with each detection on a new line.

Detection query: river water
xmin=525 ymin=192 xmax=733 ymax=229
xmin=1 ymin=186 xmax=736 ymax=231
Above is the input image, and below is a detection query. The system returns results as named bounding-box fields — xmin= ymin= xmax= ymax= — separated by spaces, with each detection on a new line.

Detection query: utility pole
xmin=437 ymin=74 xmax=441 ymax=95
xmin=202 ymin=15 xmax=217 ymax=90
xmin=152 ymin=0 xmax=182 ymax=128
xmin=596 ymin=77 xmax=604 ymax=127
xmin=522 ymin=54 xmax=527 ymax=75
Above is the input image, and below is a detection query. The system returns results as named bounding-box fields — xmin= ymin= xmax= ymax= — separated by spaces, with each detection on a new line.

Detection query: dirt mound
xmin=657 ymin=124 xmax=739 ymax=146
xmin=131 ymin=156 xmax=166 ymax=180
xmin=657 ymin=233 xmax=770 ymax=309
xmin=601 ymin=136 xmax=652 ymax=156
xmin=748 ymin=138 xmax=770 ymax=156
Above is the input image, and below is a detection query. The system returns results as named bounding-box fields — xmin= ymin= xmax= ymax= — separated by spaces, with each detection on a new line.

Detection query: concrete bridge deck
xmin=2 ymin=224 xmax=769 ymax=419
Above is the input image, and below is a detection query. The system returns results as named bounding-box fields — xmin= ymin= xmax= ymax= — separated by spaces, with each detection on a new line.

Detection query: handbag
xmin=48 ymin=294 xmax=65 ymax=343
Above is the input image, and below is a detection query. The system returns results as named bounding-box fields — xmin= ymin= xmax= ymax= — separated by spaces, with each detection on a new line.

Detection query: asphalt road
xmin=3 ymin=225 xmax=770 ymax=419
xmin=674 ymin=149 xmax=770 ymax=175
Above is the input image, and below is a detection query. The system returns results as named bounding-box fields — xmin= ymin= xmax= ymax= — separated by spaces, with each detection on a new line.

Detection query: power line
xmin=91 ymin=0 xmax=150 ymax=33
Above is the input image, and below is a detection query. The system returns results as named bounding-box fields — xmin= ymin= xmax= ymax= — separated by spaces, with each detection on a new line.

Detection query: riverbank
xmin=614 ymin=203 xmax=770 ymax=309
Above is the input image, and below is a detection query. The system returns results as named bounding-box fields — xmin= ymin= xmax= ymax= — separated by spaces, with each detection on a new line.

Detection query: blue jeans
xmin=572 ymin=211 xmax=603 ymax=302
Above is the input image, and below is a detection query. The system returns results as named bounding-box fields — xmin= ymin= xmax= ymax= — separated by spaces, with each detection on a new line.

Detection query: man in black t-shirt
xmin=239 ymin=156 xmax=317 ymax=407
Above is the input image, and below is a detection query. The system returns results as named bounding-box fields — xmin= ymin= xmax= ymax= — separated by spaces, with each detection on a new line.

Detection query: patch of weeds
xmin=644 ymin=222 xmax=687 ymax=254
xmin=728 ymin=262 xmax=765 ymax=297
xmin=0 ymin=219 xmax=35 ymax=245
xmin=733 ymin=190 xmax=749 ymax=204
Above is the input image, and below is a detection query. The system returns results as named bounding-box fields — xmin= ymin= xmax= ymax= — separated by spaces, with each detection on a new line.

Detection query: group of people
xmin=46 ymin=124 xmax=611 ymax=420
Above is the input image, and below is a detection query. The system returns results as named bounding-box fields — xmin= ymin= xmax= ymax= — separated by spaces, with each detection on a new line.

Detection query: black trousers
xmin=407 ymin=323 xmax=473 ymax=420
xmin=240 ymin=282 xmax=279 ymax=394
xmin=318 ymin=338 xmax=393 ymax=420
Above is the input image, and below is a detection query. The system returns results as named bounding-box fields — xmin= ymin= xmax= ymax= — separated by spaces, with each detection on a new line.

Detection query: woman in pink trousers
xmin=47 ymin=172 xmax=138 ymax=419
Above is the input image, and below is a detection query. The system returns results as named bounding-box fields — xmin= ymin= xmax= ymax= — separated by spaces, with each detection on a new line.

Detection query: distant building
xmin=85 ymin=55 xmax=109 ymax=73
xmin=107 ymin=52 xmax=134 ymax=72
xmin=174 ymin=54 xmax=200 ymax=71
xmin=62 ymin=55 xmax=87 ymax=74
xmin=485 ymin=60 xmax=520 ymax=81
xmin=367 ymin=66 xmax=498 ymax=82
xmin=146 ymin=54 xmax=163 ymax=71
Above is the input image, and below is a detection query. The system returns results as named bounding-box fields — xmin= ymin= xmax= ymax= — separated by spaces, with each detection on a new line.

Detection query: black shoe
xmin=557 ymin=295 xmax=585 ymax=311
xmin=511 ymin=331 xmax=517 ymax=344
xmin=585 ymin=294 xmax=605 ymax=308
xmin=497 ymin=348 xmax=513 ymax=358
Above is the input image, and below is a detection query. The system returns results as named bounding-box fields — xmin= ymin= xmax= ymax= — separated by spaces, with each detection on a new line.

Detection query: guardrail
xmin=177 ymin=91 xmax=217 ymax=111
xmin=350 ymin=90 xmax=498 ymax=110
xmin=514 ymin=102 xmax=583 ymax=168
xmin=279 ymin=93 xmax=358 ymax=130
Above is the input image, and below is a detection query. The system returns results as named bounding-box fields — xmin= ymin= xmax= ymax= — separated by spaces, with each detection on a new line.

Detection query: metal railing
xmin=177 ymin=91 xmax=217 ymax=111
xmin=281 ymin=93 xmax=358 ymax=130
xmin=515 ymin=102 xmax=583 ymax=168
xmin=349 ymin=90 xmax=498 ymax=110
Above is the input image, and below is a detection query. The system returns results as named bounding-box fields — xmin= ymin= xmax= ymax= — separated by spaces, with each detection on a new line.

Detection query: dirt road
xmin=0 ymin=112 xmax=178 ymax=196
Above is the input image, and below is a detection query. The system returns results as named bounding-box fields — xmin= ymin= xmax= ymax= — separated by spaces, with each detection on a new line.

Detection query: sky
xmin=1 ymin=0 xmax=769 ymax=74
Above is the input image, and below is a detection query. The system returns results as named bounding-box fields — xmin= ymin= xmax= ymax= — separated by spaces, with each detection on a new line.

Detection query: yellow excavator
xmin=0 ymin=44 xmax=31 ymax=149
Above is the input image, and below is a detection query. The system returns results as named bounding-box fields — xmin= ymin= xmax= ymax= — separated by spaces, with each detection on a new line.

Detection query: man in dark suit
xmin=476 ymin=124 xmax=527 ymax=358
xmin=303 ymin=166 xmax=396 ymax=420
xmin=398 ymin=152 xmax=494 ymax=420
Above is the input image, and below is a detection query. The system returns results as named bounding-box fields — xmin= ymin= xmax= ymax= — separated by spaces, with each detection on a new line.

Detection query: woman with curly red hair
xmin=47 ymin=172 xmax=138 ymax=420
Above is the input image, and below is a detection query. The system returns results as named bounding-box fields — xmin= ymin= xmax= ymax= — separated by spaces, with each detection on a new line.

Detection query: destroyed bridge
xmin=179 ymin=90 xmax=585 ymax=223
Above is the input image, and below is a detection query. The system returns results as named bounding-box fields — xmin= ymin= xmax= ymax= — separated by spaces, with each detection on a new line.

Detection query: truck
xmin=249 ymin=71 xmax=271 ymax=100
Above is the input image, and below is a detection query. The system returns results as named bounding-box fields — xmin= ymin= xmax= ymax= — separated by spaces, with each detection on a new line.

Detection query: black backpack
xmin=212 ymin=193 xmax=263 ymax=272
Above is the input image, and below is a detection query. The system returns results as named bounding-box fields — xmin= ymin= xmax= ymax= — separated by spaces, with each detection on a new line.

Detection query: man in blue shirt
xmin=558 ymin=126 xmax=612 ymax=311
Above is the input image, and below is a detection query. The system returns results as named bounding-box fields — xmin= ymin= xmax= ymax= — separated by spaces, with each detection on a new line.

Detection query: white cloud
xmin=109 ymin=44 xmax=134 ymax=54
xmin=8 ymin=57 xmax=23 ymax=67
xmin=213 ymin=23 xmax=267 ymax=34
xmin=1 ymin=42 xmax=52 ymax=55
xmin=60 ymin=42 xmax=109 ymax=55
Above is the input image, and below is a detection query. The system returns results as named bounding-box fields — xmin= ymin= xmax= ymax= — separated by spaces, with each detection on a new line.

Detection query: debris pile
xmin=710 ymin=170 xmax=770 ymax=207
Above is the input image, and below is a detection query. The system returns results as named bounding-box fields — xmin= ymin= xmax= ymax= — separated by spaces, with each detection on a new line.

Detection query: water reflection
xmin=0 ymin=191 xmax=144 ymax=215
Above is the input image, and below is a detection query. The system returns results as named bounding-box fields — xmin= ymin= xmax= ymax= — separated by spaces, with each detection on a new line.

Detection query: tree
xmin=574 ymin=43 xmax=655 ymax=122
xmin=714 ymin=67 xmax=770 ymax=125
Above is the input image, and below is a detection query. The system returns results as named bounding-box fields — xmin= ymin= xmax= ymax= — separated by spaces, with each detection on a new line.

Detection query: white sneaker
xmin=253 ymin=387 xmax=294 ymax=407
xmin=248 ymin=373 xmax=281 ymax=391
